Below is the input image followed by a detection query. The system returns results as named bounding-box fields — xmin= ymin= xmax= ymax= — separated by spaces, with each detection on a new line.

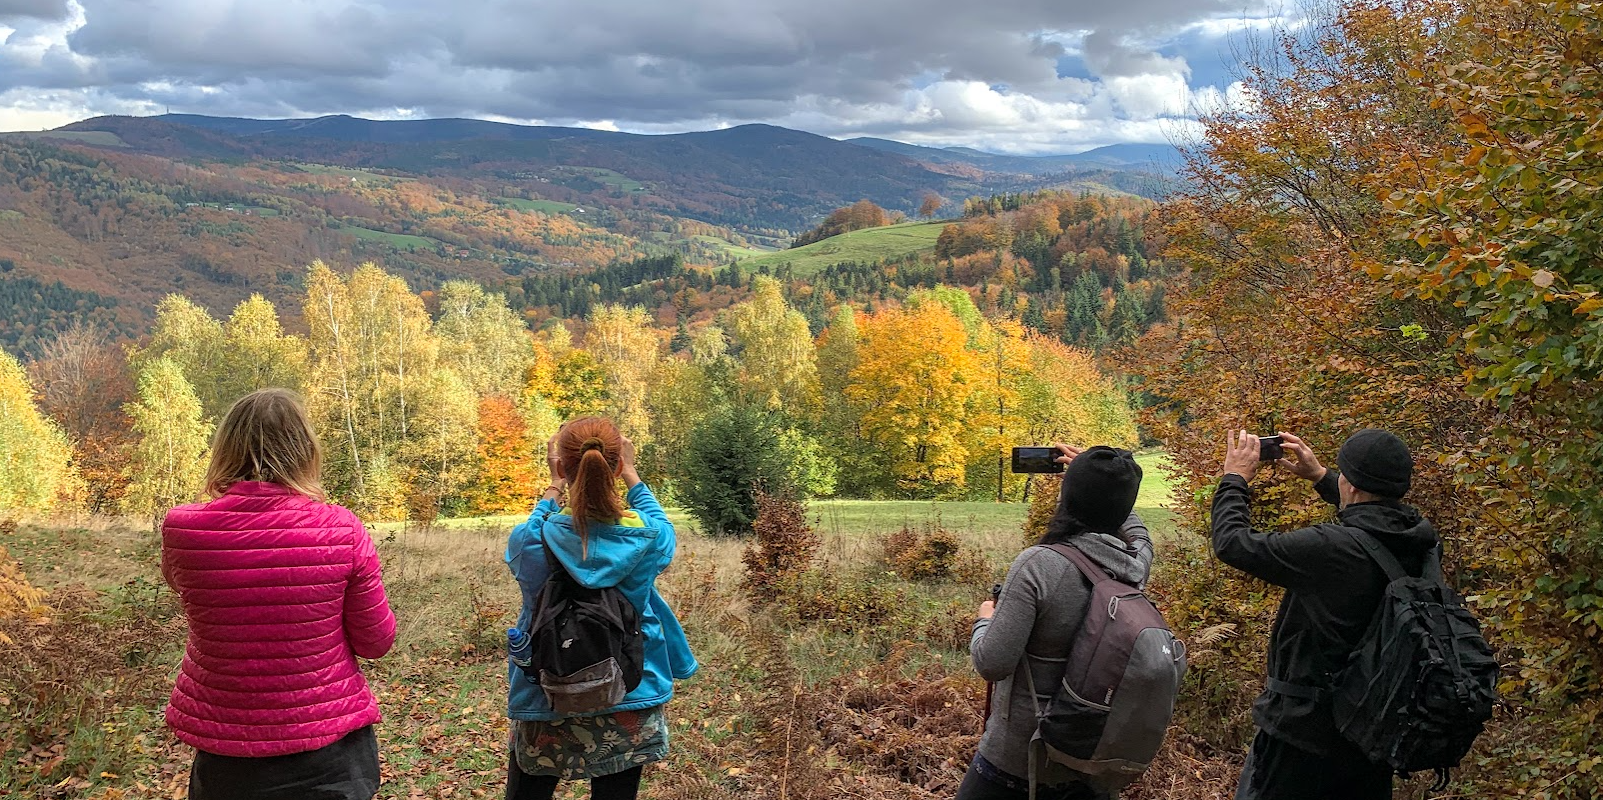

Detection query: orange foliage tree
xmin=792 ymin=200 xmax=892 ymax=248
xmin=466 ymin=396 xmax=540 ymax=517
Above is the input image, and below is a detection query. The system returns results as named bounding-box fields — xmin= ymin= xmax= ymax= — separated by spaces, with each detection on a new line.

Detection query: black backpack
xmin=1329 ymin=534 xmax=1498 ymax=786
xmin=515 ymin=534 xmax=645 ymax=715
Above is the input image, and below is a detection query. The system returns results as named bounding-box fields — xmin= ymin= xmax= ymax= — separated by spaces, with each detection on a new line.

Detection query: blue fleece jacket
xmin=505 ymin=482 xmax=698 ymax=721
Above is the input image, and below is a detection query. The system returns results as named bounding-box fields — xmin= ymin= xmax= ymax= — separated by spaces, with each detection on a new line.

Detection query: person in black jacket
xmin=1213 ymin=428 xmax=1439 ymax=800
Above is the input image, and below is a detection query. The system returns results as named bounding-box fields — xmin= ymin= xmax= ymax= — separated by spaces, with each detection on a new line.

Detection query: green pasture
xmin=342 ymin=225 xmax=439 ymax=251
xmin=295 ymin=163 xmax=392 ymax=184
xmin=554 ymin=166 xmax=646 ymax=193
xmin=736 ymin=220 xmax=948 ymax=278
xmin=375 ymin=451 xmax=1177 ymax=548
xmin=185 ymin=201 xmax=279 ymax=216
xmin=497 ymin=197 xmax=581 ymax=214
xmin=689 ymin=234 xmax=772 ymax=259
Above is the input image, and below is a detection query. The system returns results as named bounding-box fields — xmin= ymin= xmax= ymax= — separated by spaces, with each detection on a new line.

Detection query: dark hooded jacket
xmin=1211 ymin=471 xmax=1439 ymax=756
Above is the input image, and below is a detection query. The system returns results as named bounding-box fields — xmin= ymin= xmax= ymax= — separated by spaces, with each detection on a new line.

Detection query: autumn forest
xmin=2 ymin=1 xmax=1602 ymax=799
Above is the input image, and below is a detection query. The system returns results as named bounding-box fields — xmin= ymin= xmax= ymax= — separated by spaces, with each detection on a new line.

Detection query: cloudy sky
xmin=0 ymin=0 xmax=1276 ymax=154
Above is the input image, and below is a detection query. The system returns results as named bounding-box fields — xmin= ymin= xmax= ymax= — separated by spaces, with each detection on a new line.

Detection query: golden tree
xmin=124 ymin=356 xmax=211 ymax=530
xmin=846 ymin=303 xmax=978 ymax=496
xmin=0 ymin=350 xmax=78 ymax=513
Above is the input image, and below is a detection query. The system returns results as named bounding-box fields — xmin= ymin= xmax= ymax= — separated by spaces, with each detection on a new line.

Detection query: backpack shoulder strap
xmin=539 ymin=529 xmax=570 ymax=580
xmin=1043 ymin=542 xmax=1116 ymax=587
xmin=1350 ymin=530 xmax=1412 ymax=583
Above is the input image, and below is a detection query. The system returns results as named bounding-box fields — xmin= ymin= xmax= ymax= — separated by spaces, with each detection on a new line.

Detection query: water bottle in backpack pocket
xmin=1026 ymin=544 xmax=1187 ymax=798
xmin=510 ymin=536 xmax=646 ymax=715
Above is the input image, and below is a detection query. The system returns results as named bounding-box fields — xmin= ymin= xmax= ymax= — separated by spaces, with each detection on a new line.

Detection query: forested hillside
xmin=0 ymin=112 xmax=1176 ymax=352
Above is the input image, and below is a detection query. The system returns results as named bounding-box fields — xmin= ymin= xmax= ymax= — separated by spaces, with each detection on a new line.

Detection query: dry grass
xmin=0 ymin=491 xmax=1245 ymax=800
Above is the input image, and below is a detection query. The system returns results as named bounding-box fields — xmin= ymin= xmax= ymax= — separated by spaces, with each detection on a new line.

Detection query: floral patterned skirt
xmin=512 ymin=706 xmax=669 ymax=780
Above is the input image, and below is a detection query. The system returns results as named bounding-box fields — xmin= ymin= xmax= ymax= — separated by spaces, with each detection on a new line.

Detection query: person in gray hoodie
xmin=960 ymin=445 xmax=1153 ymax=800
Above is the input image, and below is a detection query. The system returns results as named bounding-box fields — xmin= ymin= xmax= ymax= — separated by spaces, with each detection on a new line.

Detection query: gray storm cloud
xmin=0 ymin=0 xmax=1277 ymax=152
xmin=0 ymin=0 xmax=69 ymax=20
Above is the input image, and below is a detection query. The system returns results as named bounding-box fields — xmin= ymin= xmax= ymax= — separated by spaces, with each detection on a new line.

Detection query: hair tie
xmin=582 ymin=437 xmax=605 ymax=453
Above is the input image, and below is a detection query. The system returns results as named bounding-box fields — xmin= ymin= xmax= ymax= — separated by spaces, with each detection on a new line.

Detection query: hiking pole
xmin=982 ymin=582 xmax=1002 ymax=731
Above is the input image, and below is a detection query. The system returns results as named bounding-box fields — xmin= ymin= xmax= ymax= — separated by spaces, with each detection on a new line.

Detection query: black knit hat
xmin=1058 ymin=446 xmax=1144 ymax=534
xmin=1336 ymin=429 xmax=1413 ymax=499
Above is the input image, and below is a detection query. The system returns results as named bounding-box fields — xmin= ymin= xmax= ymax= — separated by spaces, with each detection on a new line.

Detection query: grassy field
xmin=380 ymin=452 xmax=1174 ymax=541
xmin=736 ymin=220 xmax=948 ymax=277
xmin=689 ymin=234 xmax=772 ymax=260
xmin=184 ymin=202 xmax=279 ymax=217
xmin=0 ymin=130 xmax=128 ymax=147
xmin=343 ymin=225 xmax=439 ymax=252
xmin=551 ymin=166 xmax=646 ymax=193
xmin=0 ymin=454 xmax=1217 ymax=800
xmin=497 ymin=197 xmax=582 ymax=214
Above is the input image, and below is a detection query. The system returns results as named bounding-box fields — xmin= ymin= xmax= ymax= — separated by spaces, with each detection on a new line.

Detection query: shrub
xmin=742 ymin=493 xmax=821 ymax=604
xmin=951 ymin=548 xmax=995 ymax=588
xmin=885 ymin=522 xmax=986 ymax=582
xmin=813 ymin=645 xmax=984 ymax=796
xmin=0 ymin=583 xmax=182 ymax=793
xmin=679 ymin=404 xmax=794 ymax=536
xmin=881 ymin=525 xmax=918 ymax=566
xmin=776 ymin=568 xmax=908 ymax=629
xmin=0 ymin=538 xmax=48 ymax=646
xmin=1022 ymin=474 xmax=1061 ymax=547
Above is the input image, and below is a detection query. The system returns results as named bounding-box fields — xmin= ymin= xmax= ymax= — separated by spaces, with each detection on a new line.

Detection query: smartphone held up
xmin=1011 ymin=446 xmax=1065 ymax=474
xmin=1258 ymin=435 xmax=1285 ymax=462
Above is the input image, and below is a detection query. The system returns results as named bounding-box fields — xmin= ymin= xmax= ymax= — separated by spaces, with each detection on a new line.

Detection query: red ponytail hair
xmin=557 ymin=417 xmax=626 ymax=555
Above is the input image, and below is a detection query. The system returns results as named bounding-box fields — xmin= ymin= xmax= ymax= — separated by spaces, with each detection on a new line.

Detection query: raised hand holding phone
xmin=1274 ymin=432 xmax=1328 ymax=482
xmin=1223 ymin=429 xmax=1261 ymax=481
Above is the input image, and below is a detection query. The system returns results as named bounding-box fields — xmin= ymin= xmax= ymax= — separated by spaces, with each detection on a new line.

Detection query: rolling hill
xmin=847 ymin=137 xmax=1183 ymax=176
xmin=0 ymin=113 xmax=1182 ymax=342
xmin=57 ymin=116 xmax=963 ymax=231
xmin=52 ymin=115 xmax=1178 ymax=228
xmin=735 ymin=221 xmax=948 ymax=278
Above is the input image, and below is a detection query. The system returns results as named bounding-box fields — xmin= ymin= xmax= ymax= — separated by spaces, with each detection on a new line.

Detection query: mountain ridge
xmin=846 ymin=137 xmax=1182 ymax=175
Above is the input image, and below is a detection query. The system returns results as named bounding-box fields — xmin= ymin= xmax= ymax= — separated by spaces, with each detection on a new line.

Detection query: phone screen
xmin=1011 ymin=446 xmax=1065 ymax=474
xmin=1258 ymin=436 xmax=1285 ymax=462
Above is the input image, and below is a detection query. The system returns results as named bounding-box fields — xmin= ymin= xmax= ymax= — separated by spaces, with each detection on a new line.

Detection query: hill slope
xmin=735 ymin=221 xmax=948 ymax=278
xmin=61 ymin=116 xmax=959 ymax=231
xmin=847 ymin=138 xmax=1182 ymax=176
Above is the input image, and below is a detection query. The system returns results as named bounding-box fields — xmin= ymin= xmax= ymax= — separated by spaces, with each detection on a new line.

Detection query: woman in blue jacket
xmin=505 ymin=416 xmax=698 ymax=800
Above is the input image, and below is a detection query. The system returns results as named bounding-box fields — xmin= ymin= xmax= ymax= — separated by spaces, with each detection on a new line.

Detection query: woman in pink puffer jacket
xmin=161 ymin=388 xmax=396 ymax=800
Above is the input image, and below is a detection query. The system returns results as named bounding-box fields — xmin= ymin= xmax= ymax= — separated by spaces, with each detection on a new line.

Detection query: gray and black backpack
xmin=515 ymin=534 xmax=645 ymax=715
xmin=1025 ymin=543 xmax=1187 ymax=797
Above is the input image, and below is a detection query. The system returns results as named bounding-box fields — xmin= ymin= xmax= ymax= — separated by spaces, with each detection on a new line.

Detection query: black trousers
xmin=1234 ymin=731 xmax=1393 ymax=800
xmin=954 ymin=761 xmax=1104 ymax=800
xmin=505 ymin=752 xmax=643 ymax=800
xmin=189 ymin=725 xmax=379 ymax=800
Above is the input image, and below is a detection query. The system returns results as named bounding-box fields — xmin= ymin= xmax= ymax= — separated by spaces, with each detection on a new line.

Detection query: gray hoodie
xmin=969 ymin=514 xmax=1154 ymax=787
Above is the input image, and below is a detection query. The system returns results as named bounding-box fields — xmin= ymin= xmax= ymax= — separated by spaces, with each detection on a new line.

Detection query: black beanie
xmin=1336 ymin=429 xmax=1413 ymax=499
xmin=1059 ymin=446 xmax=1144 ymax=534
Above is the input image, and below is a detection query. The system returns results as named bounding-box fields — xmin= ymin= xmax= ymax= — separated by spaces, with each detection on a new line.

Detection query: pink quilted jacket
xmin=161 ymin=481 xmax=396 ymax=758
